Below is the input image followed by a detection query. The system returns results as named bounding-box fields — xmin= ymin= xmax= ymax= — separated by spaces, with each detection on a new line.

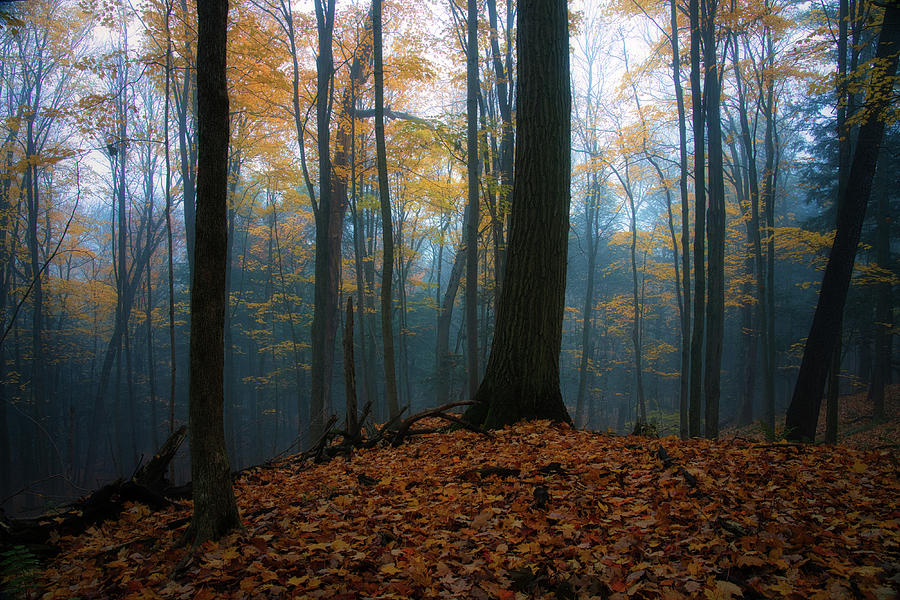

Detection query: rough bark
xmin=464 ymin=0 xmax=572 ymax=429
xmin=188 ymin=0 xmax=241 ymax=544
xmin=309 ymin=0 xmax=337 ymax=444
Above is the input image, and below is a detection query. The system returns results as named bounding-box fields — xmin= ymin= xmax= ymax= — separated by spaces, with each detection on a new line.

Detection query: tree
xmin=188 ymin=0 xmax=241 ymax=544
xmin=687 ymin=0 xmax=706 ymax=438
xmin=465 ymin=0 xmax=479 ymax=401
xmin=671 ymin=0 xmax=692 ymax=441
xmin=464 ymin=0 xmax=571 ymax=429
xmin=702 ymin=0 xmax=725 ymax=439
xmin=785 ymin=0 xmax=900 ymax=442
xmin=373 ymin=0 xmax=399 ymax=418
xmin=309 ymin=0 xmax=336 ymax=444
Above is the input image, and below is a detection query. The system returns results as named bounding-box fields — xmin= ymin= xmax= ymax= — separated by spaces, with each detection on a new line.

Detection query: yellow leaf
xmin=222 ymin=547 xmax=240 ymax=561
xmin=380 ymin=563 xmax=403 ymax=576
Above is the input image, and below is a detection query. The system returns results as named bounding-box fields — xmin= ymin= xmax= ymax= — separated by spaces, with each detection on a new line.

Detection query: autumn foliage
xmin=35 ymin=419 xmax=899 ymax=599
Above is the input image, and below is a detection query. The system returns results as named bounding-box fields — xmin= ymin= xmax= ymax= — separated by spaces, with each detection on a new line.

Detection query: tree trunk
xmin=188 ymin=0 xmax=241 ymax=544
xmin=785 ymin=0 xmax=900 ymax=442
xmin=163 ymin=0 xmax=177 ymax=447
xmin=177 ymin=0 xmax=197 ymax=281
xmin=464 ymin=0 xmax=572 ymax=429
xmin=373 ymin=0 xmax=399 ymax=419
xmin=627 ymin=178 xmax=647 ymax=431
xmin=702 ymin=0 xmax=724 ymax=439
xmin=762 ymin=32 xmax=778 ymax=440
xmin=465 ymin=0 xmax=480 ymax=401
xmin=486 ymin=0 xmax=513 ymax=308
xmin=309 ymin=0 xmax=337 ymax=444
xmin=575 ymin=174 xmax=600 ymax=429
xmin=688 ymin=0 xmax=706 ymax=437
xmin=671 ymin=0 xmax=692 ymax=441
xmin=344 ymin=297 xmax=358 ymax=435
xmin=435 ymin=236 xmax=467 ymax=406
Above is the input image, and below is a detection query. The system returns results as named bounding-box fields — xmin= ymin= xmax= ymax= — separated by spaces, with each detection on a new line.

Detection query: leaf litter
xmin=37 ymin=420 xmax=899 ymax=599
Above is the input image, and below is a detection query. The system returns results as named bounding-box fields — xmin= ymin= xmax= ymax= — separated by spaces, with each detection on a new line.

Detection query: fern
xmin=1 ymin=545 xmax=40 ymax=600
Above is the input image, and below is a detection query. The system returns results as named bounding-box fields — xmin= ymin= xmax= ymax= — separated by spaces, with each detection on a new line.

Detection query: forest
xmin=0 ymin=0 xmax=898 ymax=593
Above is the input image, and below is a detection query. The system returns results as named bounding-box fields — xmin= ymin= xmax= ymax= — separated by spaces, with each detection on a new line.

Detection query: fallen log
xmin=1 ymin=425 xmax=188 ymax=555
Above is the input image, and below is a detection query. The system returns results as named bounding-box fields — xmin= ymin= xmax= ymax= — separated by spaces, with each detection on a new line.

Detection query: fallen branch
xmin=1 ymin=425 xmax=188 ymax=555
xmin=387 ymin=401 xmax=487 ymax=446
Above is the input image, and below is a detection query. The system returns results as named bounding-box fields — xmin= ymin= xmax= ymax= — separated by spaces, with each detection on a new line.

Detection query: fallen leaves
xmin=36 ymin=419 xmax=900 ymax=599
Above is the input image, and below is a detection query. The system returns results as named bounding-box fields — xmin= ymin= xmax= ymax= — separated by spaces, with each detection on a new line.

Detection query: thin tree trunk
xmin=575 ymin=175 xmax=599 ymax=429
xmin=177 ymin=0 xmax=197 ymax=281
xmin=373 ymin=0 xmax=399 ymax=418
xmin=465 ymin=0 xmax=480 ymax=400
xmin=688 ymin=0 xmax=706 ymax=437
xmin=164 ymin=0 xmax=177 ymax=445
xmin=486 ymin=0 xmax=513 ymax=297
xmin=702 ymin=0 xmax=725 ymax=439
xmin=436 ymin=239 xmax=467 ymax=406
xmin=671 ymin=0 xmax=692 ymax=441
xmin=627 ymin=174 xmax=647 ymax=431
xmin=762 ymin=30 xmax=778 ymax=439
xmin=344 ymin=297 xmax=358 ymax=435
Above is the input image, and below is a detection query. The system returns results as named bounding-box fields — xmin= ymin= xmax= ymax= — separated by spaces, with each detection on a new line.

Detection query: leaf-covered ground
xmin=37 ymin=417 xmax=899 ymax=599
xmin=722 ymin=384 xmax=900 ymax=450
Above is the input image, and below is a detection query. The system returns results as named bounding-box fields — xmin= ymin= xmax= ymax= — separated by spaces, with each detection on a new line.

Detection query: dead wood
xmin=1 ymin=425 xmax=188 ymax=555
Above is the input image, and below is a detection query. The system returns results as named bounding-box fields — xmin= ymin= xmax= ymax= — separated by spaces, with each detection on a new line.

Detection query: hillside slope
xmin=31 ymin=413 xmax=900 ymax=599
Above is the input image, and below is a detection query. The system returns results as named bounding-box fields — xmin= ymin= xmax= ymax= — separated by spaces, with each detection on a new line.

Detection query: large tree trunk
xmin=464 ymin=0 xmax=572 ymax=429
xmin=309 ymin=0 xmax=337 ymax=444
xmin=188 ymin=0 xmax=241 ymax=545
xmin=785 ymin=0 xmax=900 ymax=442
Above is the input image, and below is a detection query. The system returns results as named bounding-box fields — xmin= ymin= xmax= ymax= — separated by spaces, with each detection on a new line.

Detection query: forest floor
xmin=23 ymin=387 xmax=900 ymax=599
